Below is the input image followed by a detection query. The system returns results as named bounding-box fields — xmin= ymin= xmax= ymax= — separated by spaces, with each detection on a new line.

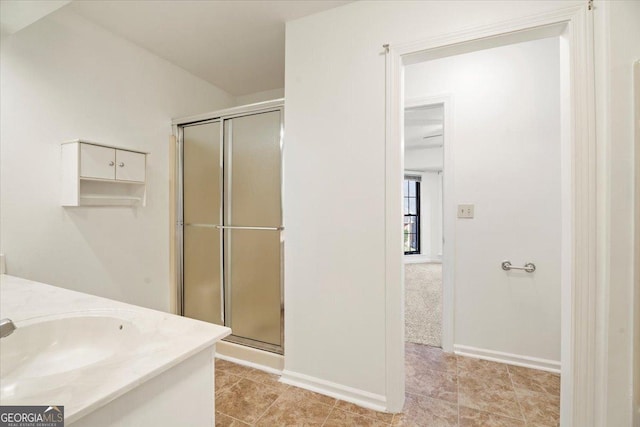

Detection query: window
xmin=404 ymin=176 xmax=420 ymax=254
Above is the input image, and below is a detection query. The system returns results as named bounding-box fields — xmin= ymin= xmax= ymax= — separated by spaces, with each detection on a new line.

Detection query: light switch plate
xmin=458 ymin=204 xmax=474 ymax=218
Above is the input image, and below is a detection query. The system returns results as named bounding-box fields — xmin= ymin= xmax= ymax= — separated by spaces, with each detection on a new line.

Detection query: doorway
xmin=384 ymin=7 xmax=597 ymax=425
xmin=400 ymin=34 xmax=564 ymax=424
xmin=403 ymin=103 xmax=444 ymax=348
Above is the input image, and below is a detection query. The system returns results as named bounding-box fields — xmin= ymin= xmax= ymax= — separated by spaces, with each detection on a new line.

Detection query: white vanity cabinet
xmin=62 ymin=140 xmax=148 ymax=206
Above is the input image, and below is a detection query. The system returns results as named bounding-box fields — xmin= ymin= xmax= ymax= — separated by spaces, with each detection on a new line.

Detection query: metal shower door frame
xmin=173 ymin=99 xmax=285 ymax=355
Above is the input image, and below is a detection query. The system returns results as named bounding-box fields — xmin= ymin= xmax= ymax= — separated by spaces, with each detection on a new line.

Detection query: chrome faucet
xmin=0 ymin=318 xmax=16 ymax=338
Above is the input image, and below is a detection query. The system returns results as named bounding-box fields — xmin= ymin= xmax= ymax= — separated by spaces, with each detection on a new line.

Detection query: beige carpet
xmin=405 ymin=262 xmax=442 ymax=347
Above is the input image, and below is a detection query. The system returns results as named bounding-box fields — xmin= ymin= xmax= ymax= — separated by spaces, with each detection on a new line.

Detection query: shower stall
xmin=173 ymin=100 xmax=283 ymax=354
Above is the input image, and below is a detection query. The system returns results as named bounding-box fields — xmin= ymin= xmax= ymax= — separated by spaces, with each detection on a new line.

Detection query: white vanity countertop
xmin=0 ymin=274 xmax=231 ymax=424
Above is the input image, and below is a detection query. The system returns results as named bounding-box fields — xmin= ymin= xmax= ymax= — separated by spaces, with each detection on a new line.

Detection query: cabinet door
xmin=115 ymin=150 xmax=145 ymax=182
xmin=80 ymin=144 xmax=115 ymax=180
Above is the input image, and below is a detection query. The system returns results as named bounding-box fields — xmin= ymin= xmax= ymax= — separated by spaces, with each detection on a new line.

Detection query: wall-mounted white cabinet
xmin=61 ymin=140 xmax=148 ymax=206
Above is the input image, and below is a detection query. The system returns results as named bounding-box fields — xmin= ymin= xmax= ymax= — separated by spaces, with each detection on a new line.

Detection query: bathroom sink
xmin=0 ymin=313 xmax=141 ymax=401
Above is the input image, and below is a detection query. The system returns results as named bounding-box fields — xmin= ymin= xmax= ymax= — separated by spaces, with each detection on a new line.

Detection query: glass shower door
xmin=224 ymin=110 xmax=283 ymax=349
xmin=182 ymin=121 xmax=223 ymax=325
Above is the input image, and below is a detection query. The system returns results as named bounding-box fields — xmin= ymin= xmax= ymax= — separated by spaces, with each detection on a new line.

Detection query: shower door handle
xmin=215 ymin=225 xmax=284 ymax=231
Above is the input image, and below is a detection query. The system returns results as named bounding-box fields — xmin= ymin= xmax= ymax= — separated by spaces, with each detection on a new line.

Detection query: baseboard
xmin=215 ymin=341 xmax=283 ymax=374
xmin=280 ymin=370 xmax=389 ymax=413
xmin=454 ymin=344 xmax=561 ymax=373
xmin=404 ymin=256 xmax=442 ymax=264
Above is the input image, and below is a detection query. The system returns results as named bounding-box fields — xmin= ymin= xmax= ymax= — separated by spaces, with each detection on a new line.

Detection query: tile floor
xmin=215 ymin=342 xmax=560 ymax=427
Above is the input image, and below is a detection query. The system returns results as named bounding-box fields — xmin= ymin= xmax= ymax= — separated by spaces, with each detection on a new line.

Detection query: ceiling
xmin=405 ymin=104 xmax=444 ymax=150
xmin=65 ymin=0 xmax=352 ymax=96
xmin=0 ymin=1 xmax=70 ymax=35
xmin=1 ymin=1 xmax=351 ymax=95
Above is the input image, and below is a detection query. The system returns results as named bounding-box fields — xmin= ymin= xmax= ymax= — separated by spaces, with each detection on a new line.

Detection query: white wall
xmin=284 ymin=0 xmax=582 ymax=402
xmin=235 ymin=88 xmax=284 ymax=106
xmin=422 ymin=171 xmax=443 ymax=260
xmin=285 ymin=1 xmax=637 ymax=420
xmin=404 ymin=146 xmax=443 ymax=170
xmin=635 ymin=56 xmax=640 ymax=426
xmin=405 ymin=37 xmax=562 ymax=362
xmin=0 ymin=8 xmax=235 ymax=311
xmin=635 ymin=59 xmax=640 ymax=427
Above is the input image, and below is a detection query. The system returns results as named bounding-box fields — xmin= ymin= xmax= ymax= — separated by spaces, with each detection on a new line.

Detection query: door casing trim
xmin=384 ymin=6 xmax=599 ymax=426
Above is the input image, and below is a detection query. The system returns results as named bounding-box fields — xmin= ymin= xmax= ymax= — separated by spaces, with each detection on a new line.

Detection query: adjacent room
xmin=403 ymin=103 xmax=444 ymax=348
xmin=402 ymin=33 xmax=564 ymax=425
xmin=0 ymin=1 xmax=637 ymax=426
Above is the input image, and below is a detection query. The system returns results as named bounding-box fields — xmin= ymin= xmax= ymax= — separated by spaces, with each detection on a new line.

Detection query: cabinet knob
xmin=109 ymin=161 xmax=115 ymax=166
xmin=118 ymin=162 xmax=125 ymax=167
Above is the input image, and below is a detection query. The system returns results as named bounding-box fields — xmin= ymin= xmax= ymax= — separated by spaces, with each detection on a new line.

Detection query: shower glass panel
xmin=183 ymin=121 xmax=221 ymax=224
xmin=182 ymin=121 xmax=223 ymax=325
xmin=226 ymin=111 xmax=282 ymax=226
xmin=226 ymin=229 xmax=282 ymax=346
xmin=225 ymin=110 xmax=282 ymax=349
xmin=184 ymin=226 xmax=221 ymax=323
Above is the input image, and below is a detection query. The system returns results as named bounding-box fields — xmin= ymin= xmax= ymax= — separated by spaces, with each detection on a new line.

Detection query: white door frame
xmin=384 ymin=5 xmax=598 ymax=426
xmin=404 ymin=95 xmax=454 ymax=353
